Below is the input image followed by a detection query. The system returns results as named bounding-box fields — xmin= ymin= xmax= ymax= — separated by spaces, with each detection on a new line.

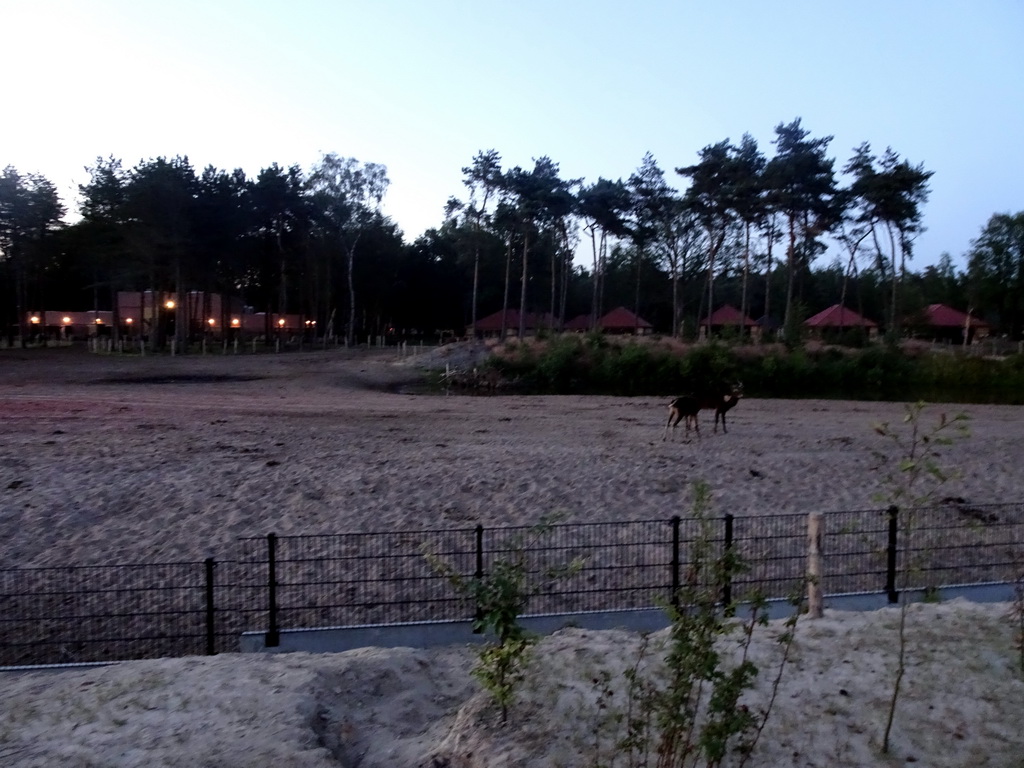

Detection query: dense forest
xmin=2 ymin=118 xmax=1022 ymax=349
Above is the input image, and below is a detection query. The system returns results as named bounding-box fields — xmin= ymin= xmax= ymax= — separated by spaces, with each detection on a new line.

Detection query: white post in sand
xmin=807 ymin=512 xmax=824 ymax=619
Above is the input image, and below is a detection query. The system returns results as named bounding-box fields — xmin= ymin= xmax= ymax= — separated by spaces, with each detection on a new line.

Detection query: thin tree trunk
xmin=598 ymin=233 xmax=607 ymax=329
xmin=518 ymin=232 xmax=530 ymax=338
xmin=783 ymin=216 xmax=798 ymax=338
xmin=550 ymin=233 xmax=557 ymax=324
xmin=741 ymin=221 xmax=751 ymax=340
xmin=347 ymin=249 xmax=356 ymax=346
xmin=888 ymin=222 xmax=899 ymax=336
xmin=588 ymin=227 xmax=600 ymax=330
xmin=472 ymin=254 xmax=480 ymax=337
xmin=501 ymin=236 xmax=512 ymax=341
xmin=558 ymin=227 xmax=570 ymax=331
xmin=634 ymin=247 xmax=642 ymax=334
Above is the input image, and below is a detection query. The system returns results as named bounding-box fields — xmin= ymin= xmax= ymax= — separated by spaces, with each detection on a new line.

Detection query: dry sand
xmin=1 ymin=344 xmax=1023 ymax=766
xmin=3 ymin=344 xmax=1023 ymax=569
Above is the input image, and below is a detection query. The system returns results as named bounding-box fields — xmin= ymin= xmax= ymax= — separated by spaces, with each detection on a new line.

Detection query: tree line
xmin=1 ymin=117 xmax=1022 ymax=350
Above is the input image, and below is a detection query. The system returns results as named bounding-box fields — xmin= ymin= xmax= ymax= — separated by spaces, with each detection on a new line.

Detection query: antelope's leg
xmin=664 ymin=406 xmax=679 ymax=440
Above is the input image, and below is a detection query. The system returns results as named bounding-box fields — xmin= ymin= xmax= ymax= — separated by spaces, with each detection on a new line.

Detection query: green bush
xmin=486 ymin=338 xmax=1024 ymax=403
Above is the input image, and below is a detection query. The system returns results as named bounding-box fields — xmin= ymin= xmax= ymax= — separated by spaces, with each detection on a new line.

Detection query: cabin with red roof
xmin=470 ymin=309 xmax=555 ymax=338
xmin=804 ymin=304 xmax=879 ymax=340
xmin=596 ymin=306 xmax=653 ymax=335
xmin=564 ymin=314 xmax=593 ymax=332
xmin=907 ymin=303 xmax=990 ymax=345
xmin=699 ymin=304 xmax=757 ymax=340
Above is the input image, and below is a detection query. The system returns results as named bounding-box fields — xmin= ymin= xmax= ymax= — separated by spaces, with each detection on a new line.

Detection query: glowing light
xmin=29 ymin=316 xmax=40 ymax=324
xmin=125 ymin=318 xmax=133 ymax=324
xmin=62 ymin=316 xmax=71 ymax=324
xmin=208 ymin=318 xmax=216 ymax=326
xmin=94 ymin=318 xmax=103 ymax=324
xmin=278 ymin=319 xmax=286 ymax=327
xmin=165 ymin=300 xmax=176 ymax=310
xmin=230 ymin=318 xmax=240 ymax=327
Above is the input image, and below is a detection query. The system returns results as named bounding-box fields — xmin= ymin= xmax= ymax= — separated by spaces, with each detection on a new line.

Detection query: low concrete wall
xmin=240 ymin=582 xmax=1018 ymax=654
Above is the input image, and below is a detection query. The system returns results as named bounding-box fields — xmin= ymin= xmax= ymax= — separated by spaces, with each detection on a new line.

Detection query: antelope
xmin=664 ymin=395 xmax=701 ymax=440
xmin=663 ymin=382 xmax=743 ymax=439
xmin=706 ymin=382 xmax=743 ymax=433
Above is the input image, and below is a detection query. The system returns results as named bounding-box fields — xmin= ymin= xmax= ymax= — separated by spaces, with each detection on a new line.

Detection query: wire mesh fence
xmin=0 ymin=561 xmax=224 ymax=667
xmin=2 ymin=503 xmax=1021 ymax=667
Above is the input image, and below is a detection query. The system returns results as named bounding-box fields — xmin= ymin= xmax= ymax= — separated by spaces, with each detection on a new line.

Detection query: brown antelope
xmin=706 ymin=382 xmax=743 ymax=433
xmin=663 ymin=382 xmax=743 ymax=439
xmin=664 ymin=395 xmax=701 ymax=440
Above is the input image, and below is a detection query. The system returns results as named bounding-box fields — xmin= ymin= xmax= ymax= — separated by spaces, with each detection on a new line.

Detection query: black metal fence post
xmin=886 ymin=506 xmax=899 ymax=603
xmin=204 ymin=558 xmax=216 ymax=655
xmin=474 ymin=524 xmax=484 ymax=629
xmin=266 ymin=533 xmax=280 ymax=647
xmin=723 ymin=514 xmax=734 ymax=607
xmin=670 ymin=515 xmax=681 ymax=609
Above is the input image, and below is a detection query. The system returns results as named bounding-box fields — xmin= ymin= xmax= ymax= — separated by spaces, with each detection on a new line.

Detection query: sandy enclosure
xmin=2 ymin=347 xmax=1024 ymax=768
xmin=2 ymin=345 xmax=1024 ymax=569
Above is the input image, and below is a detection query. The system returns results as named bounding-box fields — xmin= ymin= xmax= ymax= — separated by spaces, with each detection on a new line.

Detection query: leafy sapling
xmin=423 ymin=516 xmax=583 ymax=724
xmin=605 ymin=480 xmax=804 ymax=768
xmin=872 ymin=401 xmax=969 ymax=754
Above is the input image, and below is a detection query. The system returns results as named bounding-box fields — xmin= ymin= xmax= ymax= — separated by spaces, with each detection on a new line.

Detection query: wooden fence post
xmin=807 ymin=512 xmax=824 ymax=618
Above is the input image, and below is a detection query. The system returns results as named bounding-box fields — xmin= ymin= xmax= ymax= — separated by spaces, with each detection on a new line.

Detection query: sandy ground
xmin=2 ymin=344 xmax=1023 ymax=569
xmin=1 ymin=344 xmax=1023 ymax=766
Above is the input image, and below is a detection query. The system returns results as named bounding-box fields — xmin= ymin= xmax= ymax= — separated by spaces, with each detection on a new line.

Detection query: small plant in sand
xmin=871 ymin=401 xmax=969 ymax=754
xmin=595 ymin=480 xmax=803 ymax=768
xmin=423 ymin=516 xmax=583 ymax=724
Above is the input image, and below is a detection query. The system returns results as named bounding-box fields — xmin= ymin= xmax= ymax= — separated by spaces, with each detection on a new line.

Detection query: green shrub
xmin=484 ymin=337 xmax=1024 ymax=403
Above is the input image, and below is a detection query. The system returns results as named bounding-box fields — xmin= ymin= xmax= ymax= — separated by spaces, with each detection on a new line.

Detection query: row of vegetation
xmin=481 ymin=337 xmax=1024 ymax=404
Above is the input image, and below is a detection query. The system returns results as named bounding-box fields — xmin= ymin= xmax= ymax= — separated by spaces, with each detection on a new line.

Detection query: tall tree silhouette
xmin=461 ymin=150 xmax=503 ymax=333
xmin=308 ymin=154 xmax=389 ymax=346
xmin=0 ymin=166 xmax=65 ymax=346
xmin=763 ymin=119 xmax=838 ymax=340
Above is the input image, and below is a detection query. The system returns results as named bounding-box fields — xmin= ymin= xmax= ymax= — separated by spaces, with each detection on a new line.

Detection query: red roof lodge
xmin=470 ymin=309 xmax=555 ymax=338
xmin=804 ymin=304 xmax=879 ymax=340
xmin=596 ymin=306 xmax=653 ymax=335
xmin=908 ymin=303 xmax=990 ymax=344
xmin=700 ymin=304 xmax=757 ymax=339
